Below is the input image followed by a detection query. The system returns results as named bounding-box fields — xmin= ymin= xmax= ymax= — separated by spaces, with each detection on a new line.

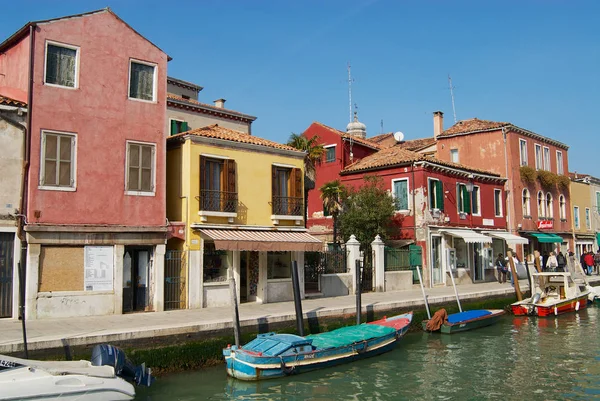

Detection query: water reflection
xmin=136 ymin=307 xmax=600 ymax=401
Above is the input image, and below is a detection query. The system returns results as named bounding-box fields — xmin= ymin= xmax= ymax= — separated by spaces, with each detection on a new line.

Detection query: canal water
xmin=136 ymin=306 xmax=600 ymax=400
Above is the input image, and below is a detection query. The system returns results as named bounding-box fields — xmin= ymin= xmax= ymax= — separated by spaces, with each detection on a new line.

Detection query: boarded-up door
xmin=0 ymin=233 xmax=14 ymax=318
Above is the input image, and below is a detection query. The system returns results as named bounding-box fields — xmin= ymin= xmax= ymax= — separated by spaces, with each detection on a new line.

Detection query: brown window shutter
xmin=293 ymin=168 xmax=302 ymax=198
xmin=226 ymin=159 xmax=236 ymax=193
xmin=200 ymin=155 xmax=206 ymax=192
xmin=272 ymin=165 xmax=277 ymax=201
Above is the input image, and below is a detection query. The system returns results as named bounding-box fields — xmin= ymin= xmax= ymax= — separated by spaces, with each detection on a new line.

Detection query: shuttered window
xmin=457 ymin=184 xmax=471 ymax=214
xmin=428 ymin=179 xmax=444 ymax=211
xmin=126 ymin=142 xmax=155 ymax=193
xmin=45 ymin=43 xmax=78 ymax=88
xmin=40 ymin=131 xmax=75 ymax=188
xmin=271 ymin=166 xmax=303 ymax=215
xmin=393 ymin=179 xmax=409 ymax=211
xmin=199 ymin=156 xmax=236 ymax=212
xmin=170 ymin=120 xmax=188 ymax=136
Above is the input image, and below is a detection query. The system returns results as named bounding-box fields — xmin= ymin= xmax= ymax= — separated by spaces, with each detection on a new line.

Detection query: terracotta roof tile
xmin=312 ymin=122 xmax=381 ymax=150
xmin=0 ymin=94 xmax=27 ymax=107
xmin=342 ymin=144 xmax=501 ymax=177
xmin=439 ymin=118 xmax=510 ymax=137
xmin=167 ymin=94 xmax=256 ymax=121
xmin=168 ymin=124 xmax=301 ymax=153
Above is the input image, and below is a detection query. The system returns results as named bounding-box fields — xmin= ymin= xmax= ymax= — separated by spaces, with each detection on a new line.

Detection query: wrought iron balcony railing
xmin=198 ymin=190 xmax=237 ymax=213
xmin=271 ymin=196 xmax=303 ymax=216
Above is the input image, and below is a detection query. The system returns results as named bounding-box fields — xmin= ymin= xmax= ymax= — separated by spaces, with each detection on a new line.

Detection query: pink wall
xmin=22 ymin=12 xmax=167 ymax=226
xmin=0 ymin=34 xmax=30 ymax=102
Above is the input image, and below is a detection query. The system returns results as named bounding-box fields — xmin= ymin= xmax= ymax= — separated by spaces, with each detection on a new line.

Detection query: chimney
xmin=433 ymin=111 xmax=444 ymax=138
xmin=213 ymin=98 xmax=226 ymax=108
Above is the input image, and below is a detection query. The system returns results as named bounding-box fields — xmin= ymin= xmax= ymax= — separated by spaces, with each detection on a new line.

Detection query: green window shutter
xmin=429 ymin=180 xmax=435 ymax=208
xmin=394 ymin=180 xmax=408 ymax=210
xmin=436 ymin=181 xmax=444 ymax=211
xmin=181 ymin=121 xmax=188 ymax=132
xmin=462 ymin=185 xmax=471 ymax=214
xmin=597 ymin=192 xmax=600 ymax=214
xmin=170 ymin=120 xmax=178 ymax=135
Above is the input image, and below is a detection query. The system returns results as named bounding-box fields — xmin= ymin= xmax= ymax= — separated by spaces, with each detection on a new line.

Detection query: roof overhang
xmin=440 ymin=229 xmax=492 ymax=244
xmin=526 ymin=232 xmax=564 ymax=243
xmin=196 ymin=228 xmax=323 ymax=252
xmin=483 ymin=231 xmax=528 ymax=245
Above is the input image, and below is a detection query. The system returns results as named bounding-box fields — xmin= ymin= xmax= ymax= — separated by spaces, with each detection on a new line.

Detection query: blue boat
xmin=223 ymin=312 xmax=413 ymax=381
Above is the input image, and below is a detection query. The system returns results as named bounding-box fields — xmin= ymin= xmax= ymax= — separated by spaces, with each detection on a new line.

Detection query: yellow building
xmin=570 ymin=176 xmax=595 ymax=258
xmin=166 ymin=125 xmax=322 ymax=309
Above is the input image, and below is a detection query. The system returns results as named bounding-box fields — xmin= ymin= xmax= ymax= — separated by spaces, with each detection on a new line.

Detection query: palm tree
xmin=287 ymin=133 xmax=324 ymax=222
xmin=320 ymin=180 xmax=345 ymax=245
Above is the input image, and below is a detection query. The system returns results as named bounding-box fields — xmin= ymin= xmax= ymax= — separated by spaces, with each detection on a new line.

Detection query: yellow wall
xmin=571 ymin=180 xmax=593 ymax=233
xmin=178 ymin=141 xmax=304 ymax=250
xmin=166 ymin=146 xmax=183 ymax=221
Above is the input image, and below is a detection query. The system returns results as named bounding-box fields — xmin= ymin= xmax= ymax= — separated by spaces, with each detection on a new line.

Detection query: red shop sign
xmin=537 ymin=220 xmax=553 ymax=229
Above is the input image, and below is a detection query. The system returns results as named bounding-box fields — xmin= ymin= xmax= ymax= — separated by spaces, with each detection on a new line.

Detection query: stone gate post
xmin=371 ymin=235 xmax=385 ymax=292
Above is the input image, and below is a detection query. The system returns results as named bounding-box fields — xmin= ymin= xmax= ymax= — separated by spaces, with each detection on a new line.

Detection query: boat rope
xmin=353 ymin=340 xmax=368 ymax=355
xmin=280 ymin=356 xmax=296 ymax=376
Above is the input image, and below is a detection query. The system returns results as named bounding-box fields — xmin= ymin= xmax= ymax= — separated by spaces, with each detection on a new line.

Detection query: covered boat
xmin=422 ymin=309 xmax=505 ymax=334
xmin=223 ymin=312 xmax=412 ymax=381
xmin=511 ymin=272 xmax=590 ymax=317
xmin=0 ymin=344 xmax=153 ymax=401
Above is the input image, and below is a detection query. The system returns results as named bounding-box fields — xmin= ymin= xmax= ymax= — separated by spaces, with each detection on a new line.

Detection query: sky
xmin=1 ymin=1 xmax=598 ymax=175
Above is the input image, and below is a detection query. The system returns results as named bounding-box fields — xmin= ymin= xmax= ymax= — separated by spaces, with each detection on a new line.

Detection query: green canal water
xmin=136 ymin=306 xmax=600 ymax=400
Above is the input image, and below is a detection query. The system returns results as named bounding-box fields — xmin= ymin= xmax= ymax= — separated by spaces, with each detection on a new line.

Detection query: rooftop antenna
xmin=381 ymin=119 xmax=384 ymax=134
xmin=448 ymin=75 xmax=457 ymax=123
xmin=347 ymin=63 xmax=354 ymax=123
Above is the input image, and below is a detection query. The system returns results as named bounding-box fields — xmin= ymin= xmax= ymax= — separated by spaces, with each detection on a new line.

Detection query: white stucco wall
xmin=0 ymin=113 xmax=25 ymax=222
xmin=203 ymin=283 xmax=230 ymax=308
xmin=36 ymin=291 xmax=115 ymax=318
xmin=266 ymin=279 xmax=293 ymax=303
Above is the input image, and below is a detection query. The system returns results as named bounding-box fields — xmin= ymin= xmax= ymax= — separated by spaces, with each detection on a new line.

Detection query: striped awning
xmin=483 ymin=231 xmax=529 ymax=246
xmin=440 ymin=229 xmax=492 ymax=244
xmin=198 ymin=229 xmax=323 ymax=252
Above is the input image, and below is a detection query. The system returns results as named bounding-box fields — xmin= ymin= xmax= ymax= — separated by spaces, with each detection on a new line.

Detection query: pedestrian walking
xmin=594 ymin=249 xmax=600 ymax=275
xmin=496 ymin=253 xmax=507 ymax=283
xmin=547 ymin=252 xmax=558 ymax=272
xmin=557 ymin=251 xmax=566 ymax=272
xmin=584 ymin=252 xmax=595 ymax=276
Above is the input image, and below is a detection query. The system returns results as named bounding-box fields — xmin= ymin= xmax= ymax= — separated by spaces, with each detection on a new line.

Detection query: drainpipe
xmin=502 ymin=127 xmax=512 ymax=235
xmin=411 ymin=163 xmax=417 ymax=240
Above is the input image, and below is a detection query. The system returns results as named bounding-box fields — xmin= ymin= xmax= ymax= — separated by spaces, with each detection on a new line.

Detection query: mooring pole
xmin=229 ymin=274 xmax=241 ymax=347
xmin=416 ymin=265 xmax=431 ymax=319
xmin=447 ymin=263 xmax=463 ymax=313
xmin=291 ymin=261 xmax=305 ymax=336
xmin=507 ymin=251 xmax=523 ymax=301
xmin=18 ymin=261 xmax=28 ymax=358
xmin=356 ymin=259 xmax=362 ymax=325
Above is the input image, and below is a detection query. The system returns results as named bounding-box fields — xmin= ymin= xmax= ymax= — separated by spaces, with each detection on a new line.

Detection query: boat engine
xmin=91 ymin=344 xmax=154 ymax=386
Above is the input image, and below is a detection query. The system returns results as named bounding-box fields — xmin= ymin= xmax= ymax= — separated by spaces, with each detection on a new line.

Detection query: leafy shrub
xmin=537 ymin=170 xmax=558 ymax=190
xmin=520 ymin=166 xmax=537 ymax=184
xmin=556 ymin=175 xmax=570 ymax=192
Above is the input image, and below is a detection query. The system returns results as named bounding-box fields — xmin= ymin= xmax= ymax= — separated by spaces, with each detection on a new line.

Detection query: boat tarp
xmin=447 ymin=310 xmax=492 ymax=324
xmin=307 ymin=324 xmax=396 ymax=350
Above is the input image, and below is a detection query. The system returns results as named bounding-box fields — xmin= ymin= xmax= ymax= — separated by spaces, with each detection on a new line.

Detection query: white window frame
xmin=428 ymin=178 xmax=442 ymax=210
xmin=44 ymin=40 xmax=80 ymax=90
xmin=534 ymin=144 xmax=542 ymax=170
xmin=39 ymin=130 xmax=77 ymax=191
xmin=522 ymin=188 xmax=531 ymax=217
xmin=546 ymin=192 xmax=553 ymax=219
xmin=537 ymin=191 xmax=545 ymax=218
xmin=125 ymin=140 xmax=156 ymax=196
xmin=543 ymin=146 xmax=550 ymax=171
xmin=472 ymin=185 xmax=481 ymax=216
xmin=556 ymin=151 xmax=564 ymax=175
xmin=494 ymin=189 xmax=503 ymax=217
xmin=559 ymin=194 xmax=566 ymax=220
xmin=450 ymin=149 xmax=459 ymax=163
xmin=324 ymin=144 xmax=336 ymax=163
xmin=585 ymin=207 xmax=591 ymax=229
xmin=519 ymin=139 xmax=528 ymax=166
xmin=128 ymin=59 xmax=158 ymax=103
xmin=391 ymin=178 xmax=410 ymax=212
xmin=574 ymin=206 xmax=580 ymax=229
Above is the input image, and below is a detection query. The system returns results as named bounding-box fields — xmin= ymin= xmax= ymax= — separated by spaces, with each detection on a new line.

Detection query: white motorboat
xmin=0 ymin=344 xmax=152 ymax=401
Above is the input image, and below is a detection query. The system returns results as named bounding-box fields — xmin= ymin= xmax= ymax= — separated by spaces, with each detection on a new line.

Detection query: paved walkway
xmin=1 ymin=276 xmax=598 ymax=354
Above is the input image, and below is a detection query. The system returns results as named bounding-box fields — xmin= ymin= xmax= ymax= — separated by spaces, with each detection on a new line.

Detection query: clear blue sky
xmin=2 ymin=1 xmax=598 ymax=175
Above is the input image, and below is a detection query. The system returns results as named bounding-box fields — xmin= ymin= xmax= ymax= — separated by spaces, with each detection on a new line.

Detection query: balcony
xmin=197 ymin=190 xmax=237 ymax=222
xmin=271 ymin=196 xmax=304 ymax=225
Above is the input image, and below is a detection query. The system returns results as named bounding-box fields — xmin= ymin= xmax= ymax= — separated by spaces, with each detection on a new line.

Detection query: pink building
xmin=0 ymin=9 xmax=169 ymax=319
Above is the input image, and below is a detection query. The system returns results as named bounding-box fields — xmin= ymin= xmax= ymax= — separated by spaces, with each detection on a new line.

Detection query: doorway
xmin=431 ymin=236 xmax=443 ymax=286
xmin=473 ymin=243 xmax=484 ymax=282
xmin=0 ymin=233 xmax=14 ymax=318
xmin=240 ymin=251 xmax=248 ymax=303
xmin=123 ymin=246 xmax=151 ymax=313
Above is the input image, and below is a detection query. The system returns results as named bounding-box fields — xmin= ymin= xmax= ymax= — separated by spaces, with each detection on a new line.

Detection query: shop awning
xmin=483 ymin=231 xmax=529 ymax=246
xmin=440 ymin=229 xmax=492 ymax=244
xmin=198 ymin=229 xmax=323 ymax=252
xmin=528 ymin=232 xmax=564 ymax=243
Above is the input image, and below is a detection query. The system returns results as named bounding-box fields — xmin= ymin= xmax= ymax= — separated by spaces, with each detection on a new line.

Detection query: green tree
xmin=320 ymin=180 xmax=346 ymax=244
xmin=287 ymin=133 xmax=325 ymax=222
xmin=338 ymin=175 xmax=398 ymax=249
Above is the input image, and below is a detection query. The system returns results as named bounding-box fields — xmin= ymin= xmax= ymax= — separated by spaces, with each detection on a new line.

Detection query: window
xmin=574 ymin=206 xmax=580 ymax=229
xmin=199 ymin=156 xmax=236 ymax=212
xmin=522 ymin=188 xmax=531 ymax=216
xmin=267 ymin=251 xmax=292 ymax=279
xmin=537 ymin=191 xmax=545 ymax=218
xmin=596 ymin=191 xmax=600 ymax=214
xmin=203 ymin=242 xmax=230 ymax=283
xmin=494 ymin=189 xmax=502 ymax=217
xmin=40 ymin=131 xmax=76 ymax=190
xmin=472 ymin=186 xmax=480 ymax=215
xmin=457 ymin=183 xmax=471 ymax=214
xmin=392 ymin=179 xmax=409 ymax=211
xmin=325 ymin=145 xmax=336 ymax=163
xmin=546 ymin=192 xmax=553 ymax=219
xmin=450 ymin=149 xmax=459 ymax=163
xmin=44 ymin=42 xmax=78 ymax=88
xmin=543 ymin=147 xmax=550 ymax=171
xmin=559 ymin=194 xmax=566 ymax=220
xmin=170 ymin=119 xmax=188 ymax=135
xmin=428 ymin=178 xmax=444 ymax=211
xmin=126 ymin=142 xmax=155 ymax=194
xmin=272 ymin=166 xmax=303 ymax=215
xmin=534 ymin=144 xmax=542 ymax=170
xmin=556 ymin=151 xmax=564 ymax=175
xmin=585 ymin=208 xmax=591 ymax=229
xmin=519 ymin=139 xmax=528 ymax=166
xmin=129 ymin=60 xmax=157 ymax=101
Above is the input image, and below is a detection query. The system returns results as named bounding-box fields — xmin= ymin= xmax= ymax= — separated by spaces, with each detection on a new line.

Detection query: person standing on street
xmin=557 ymin=251 xmax=566 ymax=272
xmin=584 ymin=251 xmax=595 ymax=275
xmin=547 ymin=252 xmax=558 ymax=272
xmin=594 ymin=249 xmax=600 ymax=275
xmin=496 ymin=253 xmax=507 ymax=283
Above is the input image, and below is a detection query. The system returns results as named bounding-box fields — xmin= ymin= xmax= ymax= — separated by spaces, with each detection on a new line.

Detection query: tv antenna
xmin=347 ymin=63 xmax=355 ymax=123
xmin=380 ymin=119 xmax=384 ymax=134
xmin=448 ymin=75 xmax=457 ymax=123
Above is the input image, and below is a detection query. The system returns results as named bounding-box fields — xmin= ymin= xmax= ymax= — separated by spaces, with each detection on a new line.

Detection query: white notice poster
xmin=84 ymin=246 xmax=114 ymax=291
